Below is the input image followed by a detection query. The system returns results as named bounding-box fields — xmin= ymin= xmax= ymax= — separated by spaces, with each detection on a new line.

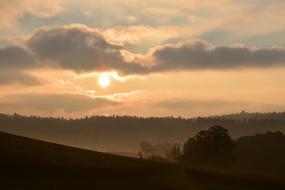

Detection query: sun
xmin=98 ymin=74 xmax=111 ymax=88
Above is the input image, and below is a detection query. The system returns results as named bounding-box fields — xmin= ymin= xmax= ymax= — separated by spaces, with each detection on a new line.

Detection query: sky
xmin=0 ymin=0 xmax=285 ymax=117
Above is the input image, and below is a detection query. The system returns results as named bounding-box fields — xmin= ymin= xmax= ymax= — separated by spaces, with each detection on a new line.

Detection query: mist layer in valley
xmin=0 ymin=111 xmax=284 ymax=155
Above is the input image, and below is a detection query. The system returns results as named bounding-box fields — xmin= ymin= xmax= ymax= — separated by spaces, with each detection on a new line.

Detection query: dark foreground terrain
xmin=0 ymin=132 xmax=284 ymax=190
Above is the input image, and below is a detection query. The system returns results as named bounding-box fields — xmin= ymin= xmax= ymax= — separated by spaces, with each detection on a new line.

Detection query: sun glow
xmin=98 ymin=74 xmax=111 ymax=88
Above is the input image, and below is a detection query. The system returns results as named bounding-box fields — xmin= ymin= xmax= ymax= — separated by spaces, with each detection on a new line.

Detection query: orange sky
xmin=0 ymin=0 xmax=285 ymax=117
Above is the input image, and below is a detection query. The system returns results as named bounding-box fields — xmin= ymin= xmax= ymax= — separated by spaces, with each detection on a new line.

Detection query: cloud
xmin=2 ymin=25 xmax=285 ymax=77
xmin=103 ymin=25 xmax=187 ymax=52
xmin=62 ymin=0 xmax=238 ymax=29
xmin=0 ymin=46 xmax=40 ymax=85
xmin=0 ymin=46 xmax=37 ymax=70
xmin=195 ymin=1 xmax=285 ymax=45
xmin=0 ymin=71 xmax=41 ymax=85
xmin=148 ymin=40 xmax=285 ymax=72
xmin=25 ymin=25 xmax=285 ymax=74
xmin=0 ymin=93 xmax=120 ymax=113
xmin=225 ymin=1 xmax=285 ymax=36
xmin=0 ymin=0 xmax=61 ymax=28
xmin=27 ymin=25 xmax=147 ymax=75
xmin=62 ymin=0 xmax=195 ymax=27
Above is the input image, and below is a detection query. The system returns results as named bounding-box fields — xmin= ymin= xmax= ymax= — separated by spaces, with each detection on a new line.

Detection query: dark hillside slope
xmin=0 ymin=131 xmax=186 ymax=190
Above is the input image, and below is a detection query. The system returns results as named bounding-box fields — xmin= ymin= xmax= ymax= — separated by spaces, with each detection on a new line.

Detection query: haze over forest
xmin=1 ymin=111 xmax=284 ymax=153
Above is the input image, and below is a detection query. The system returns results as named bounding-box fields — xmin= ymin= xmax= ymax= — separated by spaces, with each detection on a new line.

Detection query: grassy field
xmin=0 ymin=132 xmax=284 ymax=190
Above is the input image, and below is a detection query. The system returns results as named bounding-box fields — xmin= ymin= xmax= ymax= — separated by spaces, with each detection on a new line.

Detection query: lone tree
xmin=181 ymin=126 xmax=236 ymax=167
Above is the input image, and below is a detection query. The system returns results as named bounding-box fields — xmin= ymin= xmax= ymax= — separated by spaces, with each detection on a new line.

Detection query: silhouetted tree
xmin=182 ymin=126 xmax=236 ymax=167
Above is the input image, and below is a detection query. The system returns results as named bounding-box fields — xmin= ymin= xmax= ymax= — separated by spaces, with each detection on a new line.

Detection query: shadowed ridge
xmin=0 ymin=131 xmax=181 ymax=190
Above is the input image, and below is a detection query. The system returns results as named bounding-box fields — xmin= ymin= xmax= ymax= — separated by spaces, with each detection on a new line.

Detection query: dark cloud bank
xmin=151 ymin=41 xmax=285 ymax=71
xmin=27 ymin=25 xmax=148 ymax=74
xmin=1 ymin=25 xmax=285 ymax=85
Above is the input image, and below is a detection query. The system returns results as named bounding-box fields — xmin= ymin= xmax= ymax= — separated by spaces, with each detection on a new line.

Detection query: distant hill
xmin=0 ymin=131 xmax=284 ymax=190
xmin=0 ymin=111 xmax=284 ymax=153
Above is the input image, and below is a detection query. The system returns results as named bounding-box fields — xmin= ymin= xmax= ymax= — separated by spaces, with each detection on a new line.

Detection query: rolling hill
xmin=0 ymin=131 xmax=285 ymax=190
